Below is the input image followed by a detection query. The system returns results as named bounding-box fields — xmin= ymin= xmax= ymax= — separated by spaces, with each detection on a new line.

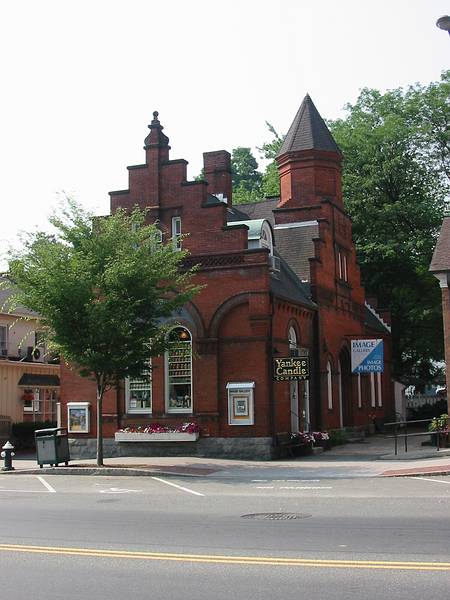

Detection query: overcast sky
xmin=1 ymin=0 xmax=449 ymax=266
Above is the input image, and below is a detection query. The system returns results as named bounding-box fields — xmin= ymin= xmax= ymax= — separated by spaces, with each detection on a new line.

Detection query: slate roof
xmin=228 ymin=200 xmax=317 ymax=283
xmin=274 ymin=224 xmax=318 ymax=282
xmin=270 ymin=253 xmax=315 ymax=309
xmin=227 ymin=198 xmax=278 ymax=225
xmin=277 ymin=94 xmax=341 ymax=157
xmin=430 ymin=216 xmax=450 ymax=273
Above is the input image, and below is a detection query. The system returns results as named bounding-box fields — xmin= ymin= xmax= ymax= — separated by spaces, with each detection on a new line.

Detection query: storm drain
xmin=241 ymin=512 xmax=311 ymax=520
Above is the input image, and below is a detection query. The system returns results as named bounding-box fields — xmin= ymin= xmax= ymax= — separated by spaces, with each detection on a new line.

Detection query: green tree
xmin=7 ymin=200 xmax=200 ymax=465
xmin=328 ymin=71 xmax=449 ymax=384
xmin=258 ymin=122 xmax=283 ymax=197
xmin=231 ymin=147 xmax=262 ymax=204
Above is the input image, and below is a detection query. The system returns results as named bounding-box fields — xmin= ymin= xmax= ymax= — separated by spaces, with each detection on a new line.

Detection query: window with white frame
xmin=227 ymin=382 xmax=255 ymax=425
xmin=260 ymin=221 xmax=274 ymax=256
xmin=327 ymin=361 xmax=333 ymax=410
xmin=126 ymin=363 xmax=152 ymax=413
xmin=0 ymin=325 xmax=7 ymax=356
xmin=171 ymin=216 xmax=182 ymax=251
xmin=370 ymin=373 xmax=376 ymax=408
xmin=23 ymin=388 xmax=42 ymax=413
xmin=288 ymin=326 xmax=298 ymax=357
xmin=377 ymin=372 xmax=383 ymax=407
xmin=166 ymin=327 xmax=192 ymax=413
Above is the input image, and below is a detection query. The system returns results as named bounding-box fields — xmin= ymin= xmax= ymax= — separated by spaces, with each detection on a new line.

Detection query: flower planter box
xmin=115 ymin=432 xmax=199 ymax=442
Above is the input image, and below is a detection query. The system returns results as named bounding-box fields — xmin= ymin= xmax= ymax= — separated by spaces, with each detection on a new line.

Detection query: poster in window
xmin=67 ymin=403 xmax=90 ymax=433
xmin=227 ymin=383 xmax=254 ymax=426
xmin=234 ymin=396 xmax=249 ymax=417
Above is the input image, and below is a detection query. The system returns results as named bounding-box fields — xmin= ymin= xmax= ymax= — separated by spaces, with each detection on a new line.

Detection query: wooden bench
xmin=276 ymin=432 xmax=306 ymax=458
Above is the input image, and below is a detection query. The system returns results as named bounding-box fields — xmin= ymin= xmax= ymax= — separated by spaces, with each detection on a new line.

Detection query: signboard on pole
xmin=273 ymin=357 xmax=309 ymax=381
xmin=351 ymin=339 xmax=384 ymax=373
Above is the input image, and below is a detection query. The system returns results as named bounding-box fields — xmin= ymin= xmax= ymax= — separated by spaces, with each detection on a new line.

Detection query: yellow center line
xmin=0 ymin=544 xmax=448 ymax=571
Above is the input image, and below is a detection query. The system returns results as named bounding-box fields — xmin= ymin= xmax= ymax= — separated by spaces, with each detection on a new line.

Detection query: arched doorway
xmin=338 ymin=347 xmax=352 ymax=427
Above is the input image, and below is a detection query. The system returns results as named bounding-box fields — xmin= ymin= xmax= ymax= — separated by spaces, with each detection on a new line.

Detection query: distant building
xmin=61 ymin=97 xmax=394 ymax=459
xmin=0 ymin=277 xmax=60 ymax=430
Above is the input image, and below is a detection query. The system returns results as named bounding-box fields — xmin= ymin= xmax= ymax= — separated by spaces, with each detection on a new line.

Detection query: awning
xmin=18 ymin=374 xmax=60 ymax=387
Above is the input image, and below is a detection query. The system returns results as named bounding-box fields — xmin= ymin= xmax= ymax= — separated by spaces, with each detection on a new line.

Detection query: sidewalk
xmin=5 ymin=434 xmax=450 ymax=479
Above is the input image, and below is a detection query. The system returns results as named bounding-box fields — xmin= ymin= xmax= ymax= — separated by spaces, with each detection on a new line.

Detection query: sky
xmin=0 ymin=0 xmax=449 ymax=267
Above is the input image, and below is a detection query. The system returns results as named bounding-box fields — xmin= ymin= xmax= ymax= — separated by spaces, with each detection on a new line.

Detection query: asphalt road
xmin=0 ymin=473 xmax=449 ymax=599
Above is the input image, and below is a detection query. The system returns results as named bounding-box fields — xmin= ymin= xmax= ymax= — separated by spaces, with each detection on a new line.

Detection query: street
xmin=0 ymin=473 xmax=449 ymax=599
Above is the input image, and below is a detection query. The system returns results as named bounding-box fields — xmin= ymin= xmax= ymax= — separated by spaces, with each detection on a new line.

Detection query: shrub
xmin=329 ymin=429 xmax=349 ymax=446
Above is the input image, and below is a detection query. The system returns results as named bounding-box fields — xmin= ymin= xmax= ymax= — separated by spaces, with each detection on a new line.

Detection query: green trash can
xmin=35 ymin=427 xmax=70 ymax=468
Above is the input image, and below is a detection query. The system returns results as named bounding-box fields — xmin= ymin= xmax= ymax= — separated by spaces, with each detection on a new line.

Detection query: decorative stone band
xmin=115 ymin=432 xmax=199 ymax=442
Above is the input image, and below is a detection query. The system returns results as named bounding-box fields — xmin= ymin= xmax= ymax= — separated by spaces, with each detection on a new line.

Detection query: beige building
xmin=0 ymin=277 xmax=60 ymax=431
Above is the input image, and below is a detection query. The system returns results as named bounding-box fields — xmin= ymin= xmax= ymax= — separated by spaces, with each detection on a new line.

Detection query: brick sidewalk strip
xmin=381 ymin=464 xmax=450 ymax=477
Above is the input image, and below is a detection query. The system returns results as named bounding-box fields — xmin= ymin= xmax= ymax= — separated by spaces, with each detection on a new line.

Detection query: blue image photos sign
xmin=351 ymin=339 xmax=384 ymax=374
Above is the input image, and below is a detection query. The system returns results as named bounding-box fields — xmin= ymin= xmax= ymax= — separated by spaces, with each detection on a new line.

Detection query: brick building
xmin=61 ymin=96 xmax=394 ymax=459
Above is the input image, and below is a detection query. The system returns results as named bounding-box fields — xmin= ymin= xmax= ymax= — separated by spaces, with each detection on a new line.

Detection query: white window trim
xmin=327 ymin=361 xmax=333 ymax=410
xmin=227 ymin=382 xmax=255 ymax=426
xmin=377 ymin=372 xmax=383 ymax=407
xmin=370 ymin=373 xmax=376 ymax=408
xmin=165 ymin=326 xmax=193 ymax=414
xmin=67 ymin=402 xmax=90 ymax=434
xmin=125 ymin=364 xmax=152 ymax=414
xmin=172 ymin=216 xmax=182 ymax=251
xmin=0 ymin=324 xmax=7 ymax=356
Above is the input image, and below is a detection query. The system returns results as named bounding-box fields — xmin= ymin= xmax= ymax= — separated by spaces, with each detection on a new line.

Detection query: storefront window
xmin=126 ymin=363 xmax=152 ymax=413
xmin=166 ymin=327 xmax=192 ymax=413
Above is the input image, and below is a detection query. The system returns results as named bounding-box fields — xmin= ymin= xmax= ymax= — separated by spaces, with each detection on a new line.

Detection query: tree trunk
xmin=96 ymin=377 xmax=104 ymax=467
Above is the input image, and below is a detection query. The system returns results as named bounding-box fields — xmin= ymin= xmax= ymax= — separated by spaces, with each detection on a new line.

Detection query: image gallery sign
xmin=351 ymin=339 xmax=384 ymax=373
xmin=273 ymin=357 xmax=310 ymax=381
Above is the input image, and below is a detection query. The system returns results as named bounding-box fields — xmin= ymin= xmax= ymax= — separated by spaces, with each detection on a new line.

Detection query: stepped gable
xmin=277 ymin=94 xmax=341 ymax=156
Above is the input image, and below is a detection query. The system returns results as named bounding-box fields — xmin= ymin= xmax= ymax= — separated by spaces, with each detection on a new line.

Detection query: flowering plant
xmin=311 ymin=431 xmax=330 ymax=443
xmin=118 ymin=422 xmax=199 ymax=434
xmin=291 ymin=431 xmax=314 ymax=444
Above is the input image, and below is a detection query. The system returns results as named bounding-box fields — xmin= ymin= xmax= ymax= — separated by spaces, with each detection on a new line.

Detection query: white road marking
xmin=0 ymin=489 xmax=52 ymax=493
xmin=36 ymin=476 xmax=56 ymax=493
xmin=251 ymin=480 xmax=268 ymax=482
xmin=256 ymin=486 xmax=275 ymax=489
xmin=279 ymin=486 xmax=333 ymax=490
xmin=409 ymin=477 xmax=450 ymax=485
xmin=151 ymin=476 xmax=204 ymax=497
xmin=99 ymin=487 xmax=142 ymax=494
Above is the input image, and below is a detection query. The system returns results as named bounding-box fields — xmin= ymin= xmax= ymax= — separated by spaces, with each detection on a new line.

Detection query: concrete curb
xmin=1 ymin=467 xmax=208 ymax=478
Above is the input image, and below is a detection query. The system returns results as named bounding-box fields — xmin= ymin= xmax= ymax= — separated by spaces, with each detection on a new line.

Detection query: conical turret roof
xmin=277 ymin=95 xmax=341 ymax=157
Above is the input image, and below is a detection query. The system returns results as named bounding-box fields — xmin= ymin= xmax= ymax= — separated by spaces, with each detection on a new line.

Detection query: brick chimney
xmin=203 ymin=150 xmax=232 ymax=205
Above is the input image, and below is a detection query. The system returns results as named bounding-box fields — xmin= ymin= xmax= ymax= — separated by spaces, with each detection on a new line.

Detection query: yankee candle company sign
xmin=351 ymin=339 xmax=384 ymax=373
xmin=273 ymin=357 xmax=310 ymax=381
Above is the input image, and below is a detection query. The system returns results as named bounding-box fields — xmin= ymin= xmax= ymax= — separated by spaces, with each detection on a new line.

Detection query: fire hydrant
xmin=1 ymin=441 xmax=15 ymax=471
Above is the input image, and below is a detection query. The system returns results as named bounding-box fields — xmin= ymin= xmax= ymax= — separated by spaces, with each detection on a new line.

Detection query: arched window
xmin=260 ymin=221 xmax=274 ymax=256
xmin=288 ymin=326 xmax=298 ymax=357
xmin=166 ymin=326 xmax=192 ymax=413
xmin=327 ymin=361 xmax=333 ymax=410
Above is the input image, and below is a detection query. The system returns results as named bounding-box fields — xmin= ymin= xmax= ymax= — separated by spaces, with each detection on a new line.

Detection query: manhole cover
xmin=241 ymin=512 xmax=311 ymax=520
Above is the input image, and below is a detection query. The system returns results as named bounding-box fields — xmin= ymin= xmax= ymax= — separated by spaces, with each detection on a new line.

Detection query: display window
xmin=166 ymin=327 xmax=192 ymax=413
